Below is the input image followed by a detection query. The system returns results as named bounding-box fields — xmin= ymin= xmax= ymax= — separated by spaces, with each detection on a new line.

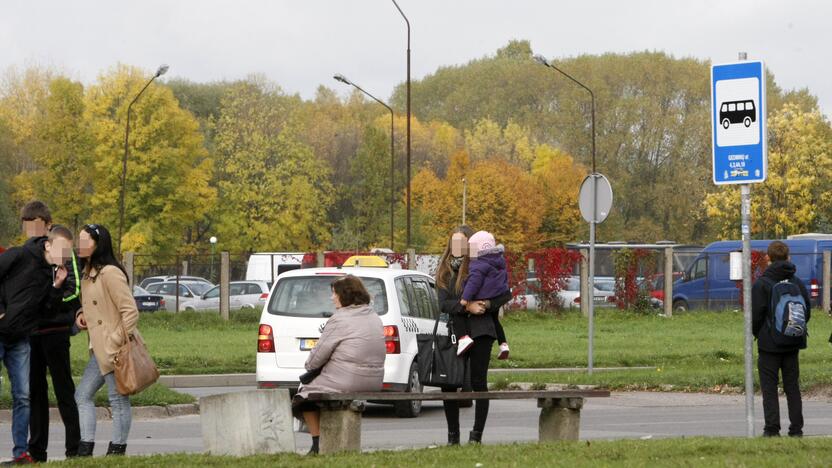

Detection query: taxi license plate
xmin=299 ymin=339 xmax=318 ymax=351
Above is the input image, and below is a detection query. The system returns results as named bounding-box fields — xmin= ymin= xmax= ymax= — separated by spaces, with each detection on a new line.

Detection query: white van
xmin=256 ymin=265 xmax=444 ymax=417
xmin=245 ymin=252 xmax=304 ymax=283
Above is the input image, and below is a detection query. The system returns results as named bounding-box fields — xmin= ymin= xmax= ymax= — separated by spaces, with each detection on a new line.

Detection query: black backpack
xmin=767 ymin=278 xmax=808 ymax=346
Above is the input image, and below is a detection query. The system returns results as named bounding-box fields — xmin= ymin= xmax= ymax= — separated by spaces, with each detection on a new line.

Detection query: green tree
xmin=12 ymin=77 xmax=94 ymax=231
xmin=84 ymin=64 xmax=215 ymax=256
xmin=214 ymin=81 xmax=332 ymax=252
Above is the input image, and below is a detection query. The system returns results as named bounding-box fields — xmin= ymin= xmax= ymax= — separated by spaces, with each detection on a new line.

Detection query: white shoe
xmin=456 ymin=335 xmax=474 ymax=356
xmin=498 ymin=342 xmax=510 ymax=360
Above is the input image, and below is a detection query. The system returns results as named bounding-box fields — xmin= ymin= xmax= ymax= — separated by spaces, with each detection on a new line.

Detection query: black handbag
xmin=298 ymin=367 xmax=321 ymax=385
xmin=417 ymin=314 xmax=465 ymax=388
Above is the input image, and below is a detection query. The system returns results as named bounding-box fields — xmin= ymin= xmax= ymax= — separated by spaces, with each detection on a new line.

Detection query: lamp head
xmin=155 ymin=64 xmax=169 ymax=77
xmin=333 ymin=74 xmax=351 ymax=85
xmin=532 ymin=54 xmax=550 ymax=67
xmin=209 ymin=236 xmax=217 ymax=244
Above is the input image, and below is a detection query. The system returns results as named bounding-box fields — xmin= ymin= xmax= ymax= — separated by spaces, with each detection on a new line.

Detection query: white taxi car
xmin=256 ymin=263 xmax=444 ymax=417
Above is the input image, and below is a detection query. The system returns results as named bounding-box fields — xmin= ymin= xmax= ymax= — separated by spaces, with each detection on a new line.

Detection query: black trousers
xmin=29 ymin=332 xmax=80 ymax=460
xmin=443 ymin=337 xmax=494 ymax=434
xmin=758 ymin=350 xmax=803 ymax=435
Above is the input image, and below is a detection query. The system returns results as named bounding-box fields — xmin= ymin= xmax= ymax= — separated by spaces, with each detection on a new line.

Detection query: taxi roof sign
xmin=341 ymin=255 xmax=389 ymax=268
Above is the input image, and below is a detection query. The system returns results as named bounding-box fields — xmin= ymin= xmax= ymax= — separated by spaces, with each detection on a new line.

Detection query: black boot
xmin=106 ymin=442 xmax=127 ymax=456
xmin=77 ymin=441 xmax=95 ymax=457
xmin=307 ymin=436 xmax=320 ymax=455
xmin=448 ymin=431 xmax=460 ymax=446
xmin=469 ymin=430 xmax=483 ymax=444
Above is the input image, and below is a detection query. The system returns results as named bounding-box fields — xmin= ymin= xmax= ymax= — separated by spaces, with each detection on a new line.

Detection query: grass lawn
xmin=49 ymin=437 xmax=832 ymax=467
xmin=3 ymin=309 xmax=831 ymax=408
xmin=491 ymin=310 xmax=832 ymax=392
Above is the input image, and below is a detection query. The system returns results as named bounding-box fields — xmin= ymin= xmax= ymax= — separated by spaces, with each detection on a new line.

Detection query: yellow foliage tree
xmin=84 ymin=65 xmax=215 ymax=256
xmin=705 ymin=103 xmax=832 ymax=238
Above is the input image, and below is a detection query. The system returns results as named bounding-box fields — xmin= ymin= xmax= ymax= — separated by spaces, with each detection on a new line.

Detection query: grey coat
xmin=297 ymin=303 xmax=386 ymax=399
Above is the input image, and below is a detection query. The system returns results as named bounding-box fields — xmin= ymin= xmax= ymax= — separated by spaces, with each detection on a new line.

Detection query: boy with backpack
xmin=751 ymin=241 xmax=810 ymax=437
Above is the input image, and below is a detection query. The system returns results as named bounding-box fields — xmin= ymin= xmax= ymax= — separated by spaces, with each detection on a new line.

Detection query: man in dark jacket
xmin=27 ymin=225 xmax=81 ymax=462
xmin=751 ymin=241 xmax=810 ymax=437
xmin=0 ymin=201 xmax=65 ymax=464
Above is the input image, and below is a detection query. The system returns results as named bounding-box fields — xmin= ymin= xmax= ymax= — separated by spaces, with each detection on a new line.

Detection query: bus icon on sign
xmin=720 ymin=100 xmax=756 ymax=129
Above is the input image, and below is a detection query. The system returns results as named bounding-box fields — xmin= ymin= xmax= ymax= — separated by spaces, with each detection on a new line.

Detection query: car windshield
xmin=185 ymin=282 xmax=212 ymax=295
xmin=268 ymin=276 xmax=388 ymax=317
xmin=594 ymin=280 xmax=616 ymax=292
xmin=133 ymin=286 xmax=148 ymax=295
xmin=564 ymin=278 xmax=580 ymax=291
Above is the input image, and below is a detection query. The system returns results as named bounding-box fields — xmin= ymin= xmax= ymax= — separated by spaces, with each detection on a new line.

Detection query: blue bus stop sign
xmin=711 ymin=61 xmax=766 ymax=185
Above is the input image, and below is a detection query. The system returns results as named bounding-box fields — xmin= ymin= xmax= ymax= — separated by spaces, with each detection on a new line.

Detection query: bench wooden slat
xmin=306 ymin=390 xmax=610 ymax=402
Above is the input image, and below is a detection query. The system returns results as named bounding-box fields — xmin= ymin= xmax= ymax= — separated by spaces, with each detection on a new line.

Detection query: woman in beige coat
xmin=74 ymin=224 xmax=138 ymax=457
xmin=293 ymin=275 xmax=386 ymax=455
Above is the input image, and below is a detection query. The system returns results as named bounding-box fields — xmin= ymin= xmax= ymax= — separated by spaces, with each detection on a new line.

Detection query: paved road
xmin=3 ymin=387 xmax=831 ymax=460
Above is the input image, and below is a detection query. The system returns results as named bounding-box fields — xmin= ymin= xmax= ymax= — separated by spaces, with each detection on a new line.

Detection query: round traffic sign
xmin=578 ymin=173 xmax=613 ymax=224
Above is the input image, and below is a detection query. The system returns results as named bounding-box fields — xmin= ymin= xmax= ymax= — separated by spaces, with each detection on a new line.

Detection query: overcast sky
xmin=1 ymin=0 xmax=829 ymax=116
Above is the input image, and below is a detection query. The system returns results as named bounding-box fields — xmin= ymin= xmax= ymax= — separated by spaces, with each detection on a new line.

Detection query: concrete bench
xmin=305 ymin=390 xmax=610 ymax=454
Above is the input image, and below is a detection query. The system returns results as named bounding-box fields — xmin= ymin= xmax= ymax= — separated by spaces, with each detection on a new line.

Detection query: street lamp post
xmin=533 ymin=54 xmax=596 ymax=173
xmin=118 ymin=64 xmax=169 ymax=255
xmin=534 ymin=53 xmax=601 ymax=375
xmin=333 ymin=74 xmax=396 ymax=251
xmin=209 ymin=236 xmax=218 ymax=283
xmin=391 ymin=0 xmax=411 ymax=249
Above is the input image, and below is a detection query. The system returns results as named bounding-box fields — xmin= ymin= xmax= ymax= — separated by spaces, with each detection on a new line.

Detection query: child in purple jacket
xmin=457 ymin=231 xmax=511 ymax=359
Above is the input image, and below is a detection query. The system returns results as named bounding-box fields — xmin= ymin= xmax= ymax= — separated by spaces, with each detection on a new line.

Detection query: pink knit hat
xmin=468 ymin=231 xmax=496 ymax=256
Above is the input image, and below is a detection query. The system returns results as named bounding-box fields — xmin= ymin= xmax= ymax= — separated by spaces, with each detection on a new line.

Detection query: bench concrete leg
xmin=319 ymin=401 xmax=364 ymax=454
xmin=538 ymin=397 xmax=584 ymax=441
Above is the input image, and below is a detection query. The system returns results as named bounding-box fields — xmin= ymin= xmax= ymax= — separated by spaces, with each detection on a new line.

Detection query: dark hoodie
xmin=0 ymin=236 xmax=62 ymax=342
xmin=751 ymin=260 xmax=811 ymax=353
xmin=461 ymin=245 xmax=510 ymax=302
xmin=32 ymin=250 xmax=81 ymax=335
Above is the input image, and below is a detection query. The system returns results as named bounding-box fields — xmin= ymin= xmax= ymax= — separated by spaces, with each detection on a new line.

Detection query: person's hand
xmin=53 ymin=265 xmax=68 ymax=288
xmin=466 ymin=301 xmax=487 ymax=315
xmin=75 ymin=312 xmax=87 ymax=330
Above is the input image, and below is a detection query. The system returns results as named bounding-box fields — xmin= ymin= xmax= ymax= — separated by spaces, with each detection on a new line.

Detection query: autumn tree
xmin=705 ymin=104 xmax=832 ymax=238
xmin=84 ymin=65 xmax=215 ymax=256
xmin=213 ymin=80 xmax=332 ymax=252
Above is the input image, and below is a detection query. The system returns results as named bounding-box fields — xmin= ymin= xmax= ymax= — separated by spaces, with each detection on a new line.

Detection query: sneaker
xmin=497 ymin=342 xmax=510 ymax=360
xmin=0 ymin=452 xmax=35 ymax=465
xmin=456 ymin=335 xmax=474 ymax=356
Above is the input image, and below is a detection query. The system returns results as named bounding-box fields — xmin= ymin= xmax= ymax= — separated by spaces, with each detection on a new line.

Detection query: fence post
xmin=220 ymin=252 xmax=230 ymax=321
xmin=124 ymin=251 xmax=135 ymax=290
xmin=580 ymin=249 xmax=589 ymax=317
xmin=407 ymin=249 xmax=416 ymax=270
xmin=664 ymin=247 xmax=673 ymax=317
xmin=175 ymin=255 xmax=181 ymax=314
xmin=316 ymin=251 xmax=325 ymax=268
xmin=823 ymin=251 xmax=831 ymax=315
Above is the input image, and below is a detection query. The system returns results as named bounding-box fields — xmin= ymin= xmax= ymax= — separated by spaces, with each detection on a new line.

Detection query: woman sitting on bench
xmin=292 ymin=275 xmax=386 ymax=455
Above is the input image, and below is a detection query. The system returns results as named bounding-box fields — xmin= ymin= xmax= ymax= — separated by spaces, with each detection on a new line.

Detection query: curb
xmin=159 ymin=374 xmax=256 ymax=388
xmin=0 ymin=404 xmax=199 ymax=424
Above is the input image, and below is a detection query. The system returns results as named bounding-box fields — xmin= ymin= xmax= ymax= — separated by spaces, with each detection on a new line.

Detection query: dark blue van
xmin=672 ymin=239 xmax=827 ymax=311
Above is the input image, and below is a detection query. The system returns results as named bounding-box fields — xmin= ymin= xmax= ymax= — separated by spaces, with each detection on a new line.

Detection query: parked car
xmin=509 ymin=276 xmax=616 ymax=309
xmin=139 ymin=275 xmax=213 ymax=290
xmin=181 ymin=281 xmax=271 ymax=312
xmin=672 ymin=238 xmax=824 ymax=311
xmin=648 ymin=273 xmax=684 ymax=302
xmin=145 ymin=281 xmax=214 ymax=312
xmin=133 ymin=286 xmax=164 ymax=313
xmin=256 ymin=265 xmax=443 ymax=418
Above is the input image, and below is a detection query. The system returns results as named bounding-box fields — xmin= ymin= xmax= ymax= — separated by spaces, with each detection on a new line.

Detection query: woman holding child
xmin=435 ymin=225 xmax=512 ymax=446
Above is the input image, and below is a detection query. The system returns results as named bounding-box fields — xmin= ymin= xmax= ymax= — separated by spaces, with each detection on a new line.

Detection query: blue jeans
xmin=75 ymin=355 xmax=132 ymax=445
xmin=0 ymin=338 xmax=31 ymax=458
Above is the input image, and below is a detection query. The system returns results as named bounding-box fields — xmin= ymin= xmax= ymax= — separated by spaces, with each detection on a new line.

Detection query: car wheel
xmin=394 ymin=361 xmax=423 ymax=418
xmin=722 ymin=119 xmax=730 ymax=129
xmin=673 ymin=300 xmax=688 ymax=312
xmin=744 ymin=116 xmax=752 ymax=127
